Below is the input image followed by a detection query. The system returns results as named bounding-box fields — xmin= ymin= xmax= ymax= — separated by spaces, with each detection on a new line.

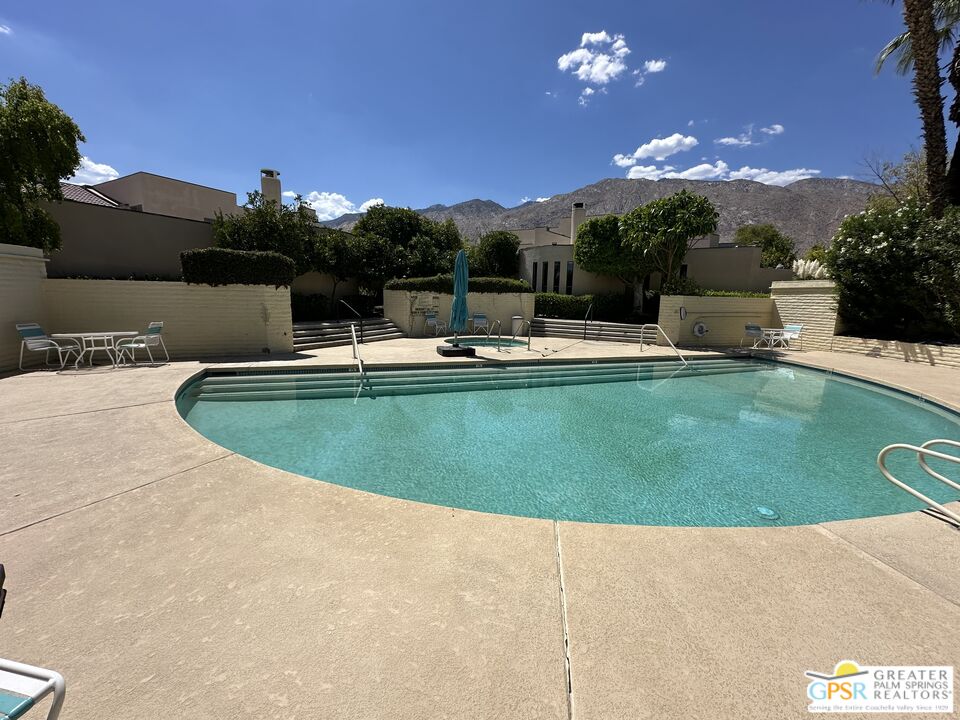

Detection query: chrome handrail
xmin=350 ymin=323 xmax=365 ymax=402
xmin=638 ymin=324 xmax=688 ymax=367
xmin=489 ymin=319 xmax=503 ymax=351
xmin=583 ymin=303 xmax=594 ymax=339
xmin=877 ymin=440 xmax=960 ymax=526
xmin=511 ymin=319 xmax=532 ymax=351
xmin=340 ymin=299 xmax=363 ymax=343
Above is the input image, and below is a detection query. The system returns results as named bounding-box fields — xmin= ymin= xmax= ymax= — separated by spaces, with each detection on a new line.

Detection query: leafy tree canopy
xmin=621 ymin=190 xmax=719 ymax=293
xmin=0 ymin=77 xmax=84 ymax=253
xmin=212 ymin=190 xmax=316 ymax=273
xmin=574 ymin=214 xmax=651 ymax=284
xmin=311 ymin=227 xmax=360 ymax=303
xmin=734 ymin=223 xmax=798 ymax=267
xmin=469 ymin=230 xmax=520 ymax=277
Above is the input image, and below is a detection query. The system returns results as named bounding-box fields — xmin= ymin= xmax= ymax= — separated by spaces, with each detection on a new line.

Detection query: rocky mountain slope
xmin=324 ymin=177 xmax=878 ymax=251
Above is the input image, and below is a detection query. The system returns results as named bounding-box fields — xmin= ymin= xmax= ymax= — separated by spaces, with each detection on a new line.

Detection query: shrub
xmin=180 ymin=247 xmax=296 ymax=288
xmin=535 ymin=293 xmax=593 ymax=319
xmin=468 ymin=231 xmax=520 ymax=276
xmin=290 ymin=292 xmax=328 ymax=321
xmin=384 ymin=274 xmax=532 ymax=293
xmin=593 ymin=291 xmax=633 ymax=322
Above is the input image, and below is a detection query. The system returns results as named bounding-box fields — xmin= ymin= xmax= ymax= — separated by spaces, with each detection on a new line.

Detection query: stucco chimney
xmin=570 ymin=202 xmax=586 ymax=243
xmin=260 ymin=168 xmax=281 ymax=206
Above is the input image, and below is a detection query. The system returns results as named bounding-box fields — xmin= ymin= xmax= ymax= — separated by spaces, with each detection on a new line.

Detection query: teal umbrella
xmin=449 ymin=249 xmax=469 ymax=343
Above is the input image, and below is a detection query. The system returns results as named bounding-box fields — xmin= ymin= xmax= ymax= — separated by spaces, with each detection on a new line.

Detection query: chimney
xmin=570 ymin=202 xmax=586 ymax=244
xmin=260 ymin=168 xmax=281 ymax=206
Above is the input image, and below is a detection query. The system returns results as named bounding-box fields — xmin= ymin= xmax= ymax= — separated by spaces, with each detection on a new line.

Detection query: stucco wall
xmin=44 ymin=201 xmax=214 ymax=278
xmin=43 ymin=280 xmax=293 ymax=358
xmin=384 ymin=289 xmax=535 ymax=337
xmin=770 ymin=280 xmax=839 ymax=351
xmin=520 ymin=245 xmax=624 ymax=296
xmin=291 ymin=272 xmax=358 ymax=299
xmin=657 ymin=295 xmax=777 ymax=346
xmin=684 ymin=245 xmax=793 ymax=293
xmin=93 ymin=173 xmax=239 ymax=222
xmin=0 ymin=243 xmax=48 ymax=372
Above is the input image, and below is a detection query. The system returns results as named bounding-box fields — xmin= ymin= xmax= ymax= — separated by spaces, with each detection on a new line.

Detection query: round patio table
xmin=51 ymin=331 xmax=138 ymax=369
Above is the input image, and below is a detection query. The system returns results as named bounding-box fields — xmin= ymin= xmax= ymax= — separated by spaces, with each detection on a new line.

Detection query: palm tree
xmin=877 ymin=0 xmax=953 ymax=211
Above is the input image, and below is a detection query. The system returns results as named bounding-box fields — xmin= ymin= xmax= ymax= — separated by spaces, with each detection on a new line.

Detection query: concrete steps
xmin=293 ymin=318 xmax=403 ymax=350
xmin=532 ymin=317 xmax=659 ymax=344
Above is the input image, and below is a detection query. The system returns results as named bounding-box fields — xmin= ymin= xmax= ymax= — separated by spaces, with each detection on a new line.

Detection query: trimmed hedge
xmin=384 ymin=274 xmax=532 ymax=293
xmin=180 ymin=247 xmax=296 ymax=288
xmin=535 ymin=293 xmax=594 ymax=319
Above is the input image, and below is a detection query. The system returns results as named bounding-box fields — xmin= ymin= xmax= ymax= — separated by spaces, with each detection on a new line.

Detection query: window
xmin=553 ymin=261 xmax=561 ymax=293
xmin=680 ymin=264 xmax=688 ymax=278
xmin=541 ymin=262 xmax=548 ymax=292
xmin=565 ymin=261 xmax=574 ymax=295
xmin=532 ymin=262 xmax=538 ymax=291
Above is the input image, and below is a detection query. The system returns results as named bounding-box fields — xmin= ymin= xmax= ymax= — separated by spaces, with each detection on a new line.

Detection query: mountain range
xmin=323 ymin=177 xmax=879 ymax=251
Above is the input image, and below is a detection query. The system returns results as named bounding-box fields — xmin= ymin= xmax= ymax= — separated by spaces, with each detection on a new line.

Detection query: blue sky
xmin=0 ymin=0 xmax=939 ymax=219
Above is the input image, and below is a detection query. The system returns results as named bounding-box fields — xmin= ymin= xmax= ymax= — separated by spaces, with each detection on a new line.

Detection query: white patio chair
xmin=424 ymin=312 xmax=447 ymax=336
xmin=115 ymin=321 xmax=169 ymax=365
xmin=471 ymin=313 xmax=490 ymax=336
xmin=740 ymin=323 xmax=764 ymax=348
xmin=0 ymin=658 xmax=65 ymax=720
xmin=781 ymin=323 xmax=804 ymax=350
xmin=15 ymin=324 xmax=81 ymax=372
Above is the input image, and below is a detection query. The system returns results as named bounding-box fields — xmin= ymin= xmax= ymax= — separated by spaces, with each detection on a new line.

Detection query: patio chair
xmin=115 ymin=322 xmax=169 ymax=365
xmin=0 ymin=658 xmax=65 ymax=720
xmin=15 ymin=324 xmax=81 ymax=372
xmin=740 ymin=323 xmax=764 ymax=348
xmin=471 ymin=313 xmax=490 ymax=336
xmin=424 ymin=312 xmax=447 ymax=336
xmin=781 ymin=323 xmax=804 ymax=350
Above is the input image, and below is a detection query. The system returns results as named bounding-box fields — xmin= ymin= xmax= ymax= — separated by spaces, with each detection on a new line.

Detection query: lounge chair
xmin=0 ymin=658 xmax=65 ymax=720
xmin=471 ymin=313 xmax=490 ymax=336
xmin=115 ymin=322 xmax=169 ymax=365
xmin=424 ymin=312 xmax=446 ymax=336
xmin=740 ymin=323 xmax=764 ymax=348
xmin=781 ymin=323 xmax=804 ymax=350
xmin=15 ymin=324 xmax=81 ymax=371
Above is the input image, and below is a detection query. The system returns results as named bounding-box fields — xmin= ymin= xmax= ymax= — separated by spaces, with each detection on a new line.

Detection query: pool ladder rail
xmin=349 ymin=323 xmax=366 ymax=402
xmin=638 ymin=324 xmax=688 ymax=368
xmin=877 ymin=439 xmax=960 ymax=527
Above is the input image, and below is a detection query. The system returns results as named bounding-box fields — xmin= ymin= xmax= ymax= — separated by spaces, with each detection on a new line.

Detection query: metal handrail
xmin=638 ymin=324 xmax=688 ymax=367
xmin=489 ymin=319 xmax=502 ymax=351
xmin=511 ymin=319 xmax=532 ymax=351
xmin=350 ymin=323 xmax=365 ymax=375
xmin=583 ymin=303 xmax=594 ymax=339
xmin=340 ymin=299 xmax=363 ymax=343
xmin=877 ymin=439 xmax=960 ymax=526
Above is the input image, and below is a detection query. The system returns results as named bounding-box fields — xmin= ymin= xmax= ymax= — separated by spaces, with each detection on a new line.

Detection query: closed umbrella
xmin=449 ymin=249 xmax=469 ymax=345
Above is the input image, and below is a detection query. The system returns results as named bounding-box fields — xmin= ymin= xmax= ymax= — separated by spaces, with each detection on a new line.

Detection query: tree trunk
xmin=946 ymin=42 xmax=960 ymax=206
xmin=903 ymin=0 xmax=949 ymax=216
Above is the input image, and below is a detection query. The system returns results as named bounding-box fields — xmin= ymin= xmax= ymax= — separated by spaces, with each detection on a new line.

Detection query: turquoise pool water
xmin=444 ymin=336 xmax=527 ymax=347
xmin=177 ymin=360 xmax=960 ymax=526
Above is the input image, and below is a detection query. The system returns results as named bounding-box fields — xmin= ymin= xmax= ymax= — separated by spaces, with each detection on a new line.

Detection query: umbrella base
xmin=437 ymin=345 xmax=476 ymax=358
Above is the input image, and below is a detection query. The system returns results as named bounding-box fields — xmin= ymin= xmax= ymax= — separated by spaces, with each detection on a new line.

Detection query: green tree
xmin=574 ymin=214 xmax=652 ymax=291
xmin=734 ymin=224 xmax=798 ymax=267
xmin=804 ymin=243 xmax=828 ymax=263
xmin=469 ymin=230 xmax=520 ymax=276
xmin=212 ymin=191 xmax=316 ymax=273
xmin=620 ymin=190 xmax=719 ymax=293
xmin=864 ymin=148 xmax=927 ymax=204
xmin=311 ymin=227 xmax=359 ymax=304
xmin=351 ymin=231 xmax=398 ymax=294
xmin=0 ymin=77 xmax=84 ymax=253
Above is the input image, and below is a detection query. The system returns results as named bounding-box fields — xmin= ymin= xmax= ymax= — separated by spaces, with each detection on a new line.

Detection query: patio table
xmin=50 ymin=331 xmax=138 ymax=369
xmin=758 ymin=327 xmax=786 ymax=349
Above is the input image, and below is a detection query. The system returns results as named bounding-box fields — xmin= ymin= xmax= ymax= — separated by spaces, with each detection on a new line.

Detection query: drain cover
xmin=756 ymin=505 xmax=780 ymax=521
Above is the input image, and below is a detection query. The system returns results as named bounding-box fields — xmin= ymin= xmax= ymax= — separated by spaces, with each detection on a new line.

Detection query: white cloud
xmin=614 ymin=133 xmax=698 ymax=167
xmin=715 ymin=132 xmax=754 ymax=147
xmin=760 ymin=123 xmax=785 ymax=135
xmin=291 ymin=191 xmax=384 ymax=221
xmin=69 ymin=156 xmax=120 ymax=185
xmin=627 ymin=165 xmax=674 ymax=180
xmin=727 ymin=166 xmax=819 ymax=186
xmin=643 ymin=59 xmax=667 ymax=73
xmin=664 ymin=160 xmax=729 ymax=181
xmin=558 ymin=31 xmax=630 ymax=91
xmin=0 ymin=24 xmax=12 ymax=35
xmin=687 ymin=119 xmax=695 ymax=127
xmin=536 ymin=196 xmax=550 ymax=202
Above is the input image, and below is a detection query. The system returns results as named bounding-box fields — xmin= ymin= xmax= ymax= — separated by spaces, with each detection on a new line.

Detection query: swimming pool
xmin=444 ymin=336 xmax=528 ymax=348
xmin=177 ymin=359 xmax=960 ymax=527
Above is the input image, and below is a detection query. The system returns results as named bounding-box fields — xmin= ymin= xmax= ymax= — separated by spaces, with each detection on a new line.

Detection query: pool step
xmin=532 ymin=317 xmax=659 ymax=344
xmin=293 ymin=318 xmax=404 ymax=350
xmin=185 ymin=359 xmax=763 ymax=402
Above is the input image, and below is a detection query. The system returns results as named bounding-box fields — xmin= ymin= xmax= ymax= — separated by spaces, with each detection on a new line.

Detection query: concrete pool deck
xmin=0 ymin=341 xmax=957 ymax=719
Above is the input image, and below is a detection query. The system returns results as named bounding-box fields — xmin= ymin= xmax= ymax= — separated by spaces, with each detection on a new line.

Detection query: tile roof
xmin=59 ymin=182 xmax=119 ymax=207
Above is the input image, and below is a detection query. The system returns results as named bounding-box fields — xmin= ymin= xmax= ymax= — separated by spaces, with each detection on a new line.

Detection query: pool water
xmin=177 ymin=360 xmax=960 ymax=527
xmin=444 ymin=336 xmax=527 ymax=348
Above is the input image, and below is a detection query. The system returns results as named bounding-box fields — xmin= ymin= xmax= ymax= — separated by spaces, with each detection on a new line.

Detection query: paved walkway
xmin=0 ymin=344 xmax=957 ymax=719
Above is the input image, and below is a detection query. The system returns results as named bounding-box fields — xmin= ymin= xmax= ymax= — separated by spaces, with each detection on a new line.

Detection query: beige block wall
xmin=43 ymin=280 xmax=293 ymax=358
xmin=0 ymin=243 xmax=48 ymax=372
xmin=770 ymin=280 xmax=839 ymax=351
xmin=384 ymin=289 xmax=535 ymax=337
xmin=829 ymin=336 xmax=960 ymax=369
xmin=291 ymin=272 xmax=358 ymax=299
xmin=657 ymin=295 xmax=777 ymax=346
